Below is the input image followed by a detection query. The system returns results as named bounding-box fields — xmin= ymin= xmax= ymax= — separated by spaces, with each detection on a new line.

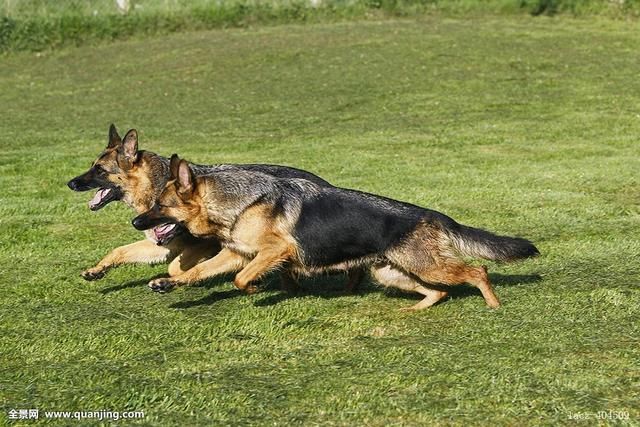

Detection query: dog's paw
xmin=234 ymin=280 xmax=259 ymax=295
xmin=148 ymin=278 xmax=176 ymax=293
xmin=81 ymin=268 xmax=105 ymax=281
xmin=244 ymin=284 xmax=259 ymax=295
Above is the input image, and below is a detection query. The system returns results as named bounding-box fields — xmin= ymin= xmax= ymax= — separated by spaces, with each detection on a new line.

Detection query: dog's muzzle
xmin=131 ymin=209 xmax=172 ymax=231
xmin=67 ymin=177 xmax=94 ymax=192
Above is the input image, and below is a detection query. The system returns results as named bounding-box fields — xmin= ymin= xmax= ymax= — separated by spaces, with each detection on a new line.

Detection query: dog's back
xmin=132 ymin=156 xmax=538 ymax=308
xmin=237 ymin=164 xmax=331 ymax=187
xmin=192 ymin=162 xmax=331 ymax=187
xmin=272 ymin=179 xmax=537 ymax=271
xmin=289 ymin=185 xmax=428 ymax=267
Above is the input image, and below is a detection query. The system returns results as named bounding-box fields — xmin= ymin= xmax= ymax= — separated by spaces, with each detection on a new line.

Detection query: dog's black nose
xmin=131 ymin=216 xmax=147 ymax=230
xmin=67 ymin=179 xmax=79 ymax=191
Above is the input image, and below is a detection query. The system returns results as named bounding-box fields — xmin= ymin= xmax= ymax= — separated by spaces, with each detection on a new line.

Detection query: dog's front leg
xmin=167 ymin=239 xmax=222 ymax=277
xmin=82 ymin=239 xmax=175 ymax=281
xmin=233 ymin=243 xmax=293 ymax=294
xmin=148 ymin=248 xmax=247 ymax=293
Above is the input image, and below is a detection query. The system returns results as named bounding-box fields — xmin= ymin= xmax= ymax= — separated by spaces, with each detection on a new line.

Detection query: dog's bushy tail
xmin=448 ymin=223 xmax=539 ymax=262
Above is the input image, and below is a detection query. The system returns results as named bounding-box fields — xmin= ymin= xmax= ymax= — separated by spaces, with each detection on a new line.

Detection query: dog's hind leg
xmin=82 ymin=239 xmax=174 ymax=281
xmin=410 ymin=262 xmax=499 ymax=309
xmin=400 ymin=290 xmax=449 ymax=311
xmin=370 ymin=263 xmax=448 ymax=310
xmin=386 ymin=225 xmax=500 ymax=308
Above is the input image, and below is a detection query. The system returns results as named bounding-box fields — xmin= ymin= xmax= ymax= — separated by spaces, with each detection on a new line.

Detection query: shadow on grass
xmin=169 ymin=289 xmax=241 ymax=309
xmin=252 ymin=273 xmax=377 ymax=307
xmin=162 ymin=271 xmax=542 ymax=309
xmin=99 ymin=274 xmax=166 ymax=295
xmin=99 ymin=272 xmax=237 ymax=296
xmin=171 ymin=271 xmax=370 ymax=309
xmin=490 ymin=272 xmax=542 ymax=287
xmin=254 ymin=272 xmax=543 ymax=307
xmin=168 ymin=274 xmax=245 ymax=308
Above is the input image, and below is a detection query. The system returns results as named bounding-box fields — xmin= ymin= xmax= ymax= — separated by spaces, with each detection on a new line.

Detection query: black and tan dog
xmin=132 ymin=155 xmax=539 ymax=310
xmin=67 ymin=125 xmax=363 ymax=291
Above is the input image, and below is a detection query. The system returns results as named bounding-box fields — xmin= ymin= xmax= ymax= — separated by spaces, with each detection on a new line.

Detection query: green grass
xmin=1 ymin=15 xmax=639 ymax=426
xmin=3 ymin=0 xmax=638 ymax=19
xmin=3 ymin=0 xmax=640 ymax=53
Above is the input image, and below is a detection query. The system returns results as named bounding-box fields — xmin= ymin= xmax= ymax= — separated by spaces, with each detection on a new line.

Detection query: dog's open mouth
xmin=153 ymin=223 xmax=178 ymax=245
xmin=88 ymin=187 xmax=119 ymax=211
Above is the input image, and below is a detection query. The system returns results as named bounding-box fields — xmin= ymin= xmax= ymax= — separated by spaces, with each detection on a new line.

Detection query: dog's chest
xmin=222 ymin=203 xmax=274 ymax=256
xmin=143 ymin=229 xmax=158 ymax=244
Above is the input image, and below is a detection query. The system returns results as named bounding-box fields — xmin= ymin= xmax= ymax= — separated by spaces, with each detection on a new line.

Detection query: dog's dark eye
xmin=93 ymin=164 xmax=106 ymax=174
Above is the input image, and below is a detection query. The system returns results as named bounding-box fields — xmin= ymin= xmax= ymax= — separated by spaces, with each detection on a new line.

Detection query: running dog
xmin=67 ymin=125 xmax=363 ymax=291
xmin=132 ymin=155 xmax=539 ymax=310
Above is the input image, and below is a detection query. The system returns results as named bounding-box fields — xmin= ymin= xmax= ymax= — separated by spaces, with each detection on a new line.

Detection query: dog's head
xmin=67 ymin=124 xmax=157 ymax=211
xmin=132 ymin=155 xmax=211 ymax=243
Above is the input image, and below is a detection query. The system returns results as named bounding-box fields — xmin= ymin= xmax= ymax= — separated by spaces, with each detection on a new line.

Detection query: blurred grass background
xmin=2 ymin=0 xmax=640 ymax=53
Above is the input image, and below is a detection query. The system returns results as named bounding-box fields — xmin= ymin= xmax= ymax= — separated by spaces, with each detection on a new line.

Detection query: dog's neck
xmin=126 ymin=152 xmax=172 ymax=214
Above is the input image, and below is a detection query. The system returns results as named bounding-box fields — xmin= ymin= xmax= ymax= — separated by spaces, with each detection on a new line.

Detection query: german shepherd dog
xmin=67 ymin=125 xmax=363 ymax=291
xmin=132 ymin=155 xmax=539 ymax=310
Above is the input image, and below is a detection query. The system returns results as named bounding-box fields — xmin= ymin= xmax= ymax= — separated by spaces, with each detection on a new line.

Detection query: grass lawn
xmin=0 ymin=15 xmax=639 ymax=426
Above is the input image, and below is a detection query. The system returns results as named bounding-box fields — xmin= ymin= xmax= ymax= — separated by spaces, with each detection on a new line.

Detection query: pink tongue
xmin=89 ymin=188 xmax=111 ymax=208
xmin=154 ymin=224 xmax=176 ymax=240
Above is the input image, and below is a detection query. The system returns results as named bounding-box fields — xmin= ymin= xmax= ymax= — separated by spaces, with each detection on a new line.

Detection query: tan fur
xmin=91 ymin=149 xmax=159 ymax=213
xmin=370 ymin=263 xmax=449 ymax=310
xmin=167 ymin=238 xmax=221 ymax=277
xmin=84 ymin=150 xmax=361 ymax=291
xmin=234 ymin=239 xmax=295 ymax=294
xmin=145 ymin=170 xmax=497 ymax=308
xmin=148 ymin=248 xmax=248 ymax=289
xmin=81 ymin=239 xmax=175 ymax=280
xmin=385 ymin=221 xmax=500 ymax=308
xmin=82 ymin=149 xmax=218 ymax=279
xmin=78 ymin=128 xmax=365 ymax=292
xmin=228 ymin=205 xmax=303 ymax=293
xmin=226 ymin=204 xmax=276 ymax=256
xmin=144 ymin=188 xmax=298 ymax=292
xmin=154 ymin=179 xmax=211 ymax=237
xmin=121 ymin=163 xmax=155 ymax=212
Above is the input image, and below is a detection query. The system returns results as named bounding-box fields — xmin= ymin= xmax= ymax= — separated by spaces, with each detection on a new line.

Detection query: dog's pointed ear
xmin=107 ymin=123 xmax=121 ymax=148
xmin=169 ymin=154 xmax=180 ymax=180
xmin=121 ymin=129 xmax=139 ymax=161
xmin=177 ymin=159 xmax=194 ymax=195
